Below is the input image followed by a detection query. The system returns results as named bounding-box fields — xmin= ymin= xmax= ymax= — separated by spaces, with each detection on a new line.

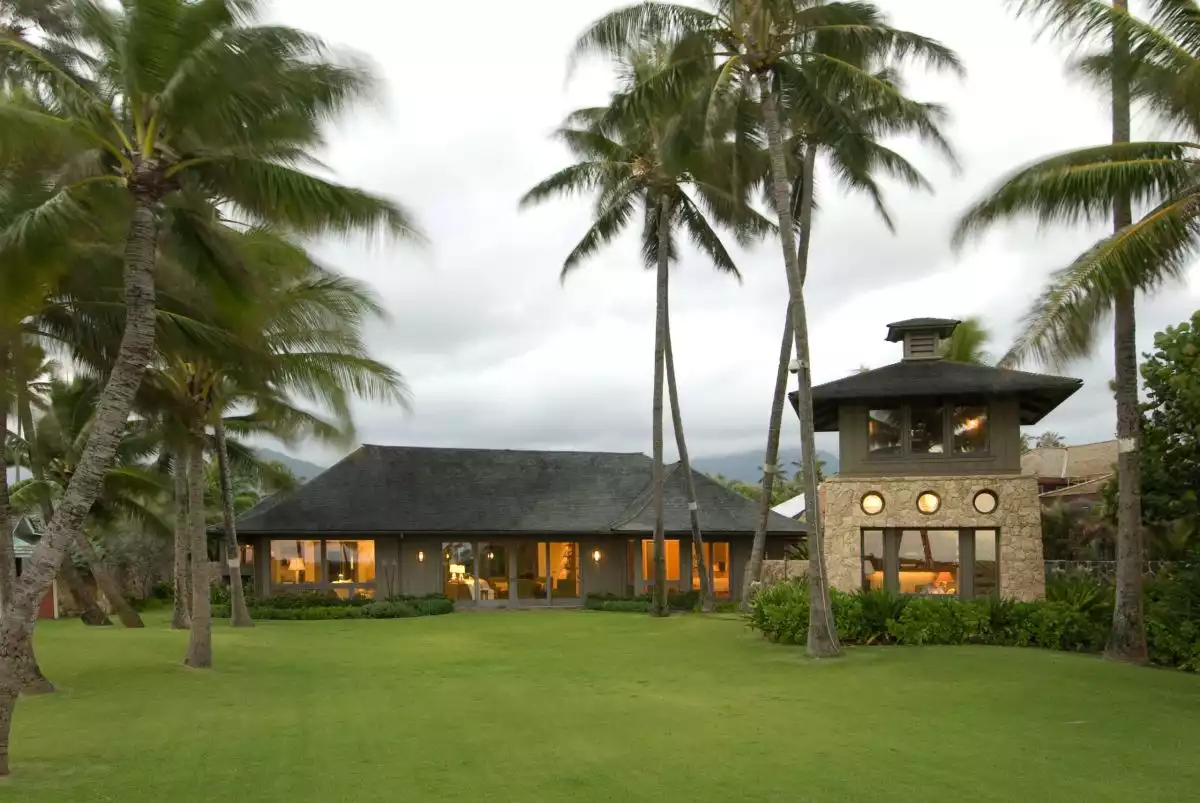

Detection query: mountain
xmin=691 ymin=448 xmax=839 ymax=485
xmin=254 ymin=448 xmax=328 ymax=482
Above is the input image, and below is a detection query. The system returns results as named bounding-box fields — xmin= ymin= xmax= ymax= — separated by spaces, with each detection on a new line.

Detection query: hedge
xmin=211 ymin=594 xmax=454 ymax=621
xmin=747 ymin=562 xmax=1200 ymax=672
xmin=584 ymin=590 xmax=701 ymax=612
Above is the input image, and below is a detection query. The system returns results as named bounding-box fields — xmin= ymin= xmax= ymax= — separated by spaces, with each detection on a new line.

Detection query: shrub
xmin=887 ymin=597 xmax=987 ymax=646
xmin=854 ymin=588 xmax=909 ymax=644
xmin=361 ymin=601 xmax=418 ymax=619
xmin=668 ymin=590 xmax=700 ymax=610
xmin=746 ymin=579 xmax=811 ymax=644
xmin=1145 ymin=561 xmax=1200 ymax=671
xmin=592 ymin=599 xmax=652 ymax=613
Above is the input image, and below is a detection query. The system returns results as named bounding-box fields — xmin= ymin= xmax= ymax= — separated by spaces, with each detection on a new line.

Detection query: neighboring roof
xmin=13 ymin=536 xmax=34 ymax=560
xmin=1023 ymin=441 xmax=1117 ymax=481
xmin=771 ymin=493 xmax=806 ymax=520
xmin=12 ymin=517 xmax=39 ymax=558
xmin=1039 ymin=475 xmax=1112 ymax=499
xmin=235 ymin=445 xmax=805 ymax=536
xmin=886 ymin=317 xmax=960 ymax=342
xmin=796 ymin=360 xmax=1083 ymax=430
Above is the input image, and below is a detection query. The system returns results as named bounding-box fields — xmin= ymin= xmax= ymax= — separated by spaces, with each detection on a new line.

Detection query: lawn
xmin=4 ymin=611 xmax=1199 ymax=802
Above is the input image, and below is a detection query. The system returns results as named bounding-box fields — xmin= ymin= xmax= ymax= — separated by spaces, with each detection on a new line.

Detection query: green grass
xmin=4 ymin=611 xmax=1199 ymax=802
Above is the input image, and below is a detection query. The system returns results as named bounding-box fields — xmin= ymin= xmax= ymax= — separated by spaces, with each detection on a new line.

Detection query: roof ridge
xmin=607 ymin=461 xmax=682 ymax=530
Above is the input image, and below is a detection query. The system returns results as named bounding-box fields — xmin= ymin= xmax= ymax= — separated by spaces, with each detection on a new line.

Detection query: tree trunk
xmin=71 ymin=533 xmax=143 ymax=628
xmin=184 ymin=428 xmax=212 ymax=668
xmin=759 ymin=75 xmax=840 ymax=658
xmin=214 ymin=419 xmax=253 ymax=627
xmin=650 ymin=197 xmax=670 ymax=618
xmin=0 ymin=360 xmax=18 ymax=615
xmin=0 ymin=192 xmax=160 ymax=775
xmin=663 ymin=277 xmax=712 ymax=613
xmin=740 ymin=304 xmax=794 ymax=611
xmin=17 ymin=389 xmax=111 ymax=626
xmin=172 ymin=452 xmax=191 ymax=630
xmin=1105 ymin=0 xmax=1149 ymax=664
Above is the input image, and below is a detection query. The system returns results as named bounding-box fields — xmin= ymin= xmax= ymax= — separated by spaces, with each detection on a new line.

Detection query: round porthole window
xmin=973 ymin=490 xmax=999 ymax=514
xmin=860 ymin=492 xmax=885 ymax=516
xmin=917 ymin=491 xmax=941 ymax=515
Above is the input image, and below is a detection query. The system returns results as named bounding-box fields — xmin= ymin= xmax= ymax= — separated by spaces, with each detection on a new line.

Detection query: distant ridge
xmin=691 ymin=448 xmax=839 ymax=484
xmin=254 ymin=448 xmax=328 ymax=482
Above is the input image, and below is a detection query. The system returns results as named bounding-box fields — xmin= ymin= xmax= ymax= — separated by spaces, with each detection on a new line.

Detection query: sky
xmin=262 ymin=0 xmax=1200 ymax=466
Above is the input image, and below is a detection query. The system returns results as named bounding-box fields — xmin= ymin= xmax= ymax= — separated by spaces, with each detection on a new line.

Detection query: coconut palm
xmin=0 ymin=0 xmax=420 ymax=773
xmin=574 ymin=1 xmax=959 ymax=653
xmin=740 ymin=64 xmax=955 ymax=609
xmin=951 ymin=0 xmax=1200 ymax=663
xmin=522 ymin=43 xmax=768 ymax=615
xmin=940 ymin=316 xmax=992 ymax=364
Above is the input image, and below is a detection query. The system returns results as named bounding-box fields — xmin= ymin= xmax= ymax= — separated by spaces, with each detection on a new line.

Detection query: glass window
xmin=692 ymin=542 xmax=732 ymax=598
xmin=974 ymin=530 xmax=999 ymax=597
xmin=443 ymin=542 xmax=477 ymax=602
xmin=327 ymin=540 xmax=375 ymax=585
xmin=909 ymin=405 xmax=945 ymax=454
xmin=479 ymin=544 xmax=510 ymax=601
xmin=953 ymin=406 xmax=989 ymax=454
xmin=862 ymin=530 xmax=885 ymax=591
xmin=238 ymin=544 xmax=254 ymax=567
xmin=514 ymin=542 xmax=547 ymax=600
xmin=641 ymin=539 xmax=681 ymax=589
xmin=868 ymin=408 xmax=902 ymax=455
xmin=270 ymin=540 xmax=321 ymax=585
xmin=549 ymin=542 xmax=580 ymax=599
xmin=897 ymin=530 xmax=958 ymax=595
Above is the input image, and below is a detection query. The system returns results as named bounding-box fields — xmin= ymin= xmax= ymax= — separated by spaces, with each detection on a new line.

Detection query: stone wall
xmin=822 ymin=474 xmax=1045 ymax=601
xmin=760 ymin=559 xmax=809 ymax=586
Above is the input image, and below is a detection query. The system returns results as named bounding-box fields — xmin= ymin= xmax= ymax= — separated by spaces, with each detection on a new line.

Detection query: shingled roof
xmin=235 ymin=445 xmax=805 ymax=536
xmin=795 ymin=360 xmax=1083 ymax=430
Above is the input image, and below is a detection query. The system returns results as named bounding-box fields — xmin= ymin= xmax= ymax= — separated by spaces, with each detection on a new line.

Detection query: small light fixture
xmin=591 ymin=549 xmax=602 ymax=563
xmin=917 ymin=491 xmax=941 ymax=515
xmin=487 ymin=550 xmax=495 ymax=560
xmin=417 ymin=550 xmax=425 ymax=563
xmin=973 ymin=490 xmax=998 ymax=514
xmin=860 ymin=492 xmax=885 ymax=516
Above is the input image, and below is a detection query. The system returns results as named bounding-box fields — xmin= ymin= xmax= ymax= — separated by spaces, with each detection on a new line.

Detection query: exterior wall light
xmin=973 ymin=490 xmax=998 ymax=514
xmin=860 ymin=492 xmax=885 ymax=515
xmin=592 ymin=549 xmax=602 ymax=563
xmin=417 ymin=550 xmax=425 ymax=563
xmin=917 ymin=491 xmax=941 ymax=515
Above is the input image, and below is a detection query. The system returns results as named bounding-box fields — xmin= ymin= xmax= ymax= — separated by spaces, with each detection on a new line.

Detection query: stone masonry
xmin=820 ymin=474 xmax=1045 ymax=601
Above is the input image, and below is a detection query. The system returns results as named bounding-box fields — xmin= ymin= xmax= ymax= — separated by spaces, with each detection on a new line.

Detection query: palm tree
xmin=940 ymin=316 xmax=992 ymax=364
xmin=522 ymin=44 xmax=767 ymax=615
xmin=951 ymin=0 xmax=1200 ymax=663
xmin=0 ymin=0 xmax=420 ymax=773
xmin=574 ymin=1 xmax=958 ymax=652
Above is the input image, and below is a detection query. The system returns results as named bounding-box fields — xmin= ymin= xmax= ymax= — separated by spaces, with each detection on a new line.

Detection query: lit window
xmin=910 ymin=405 xmax=945 ymax=454
xmin=868 ymin=409 xmax=902 ymax=455
xmin=860 ymin=492 xmax=885 ymax=515
xmin=973 ymin=490 xmax=998 ymax=514
xmin=326 ymin=540 xmax=375 ymax=584
xmin=898 ymin=530 xmax=958 ymax=595
xmin=642 ymin=539 xmax=681 ymax=585
xmin=693 ymin=542 xmax=732 ymax=598
xmin=270 ymin=540 xmax=321 ymax=585
xmin=917 ymin=491 xmax=941 ymax=514
xmin=953 ymin=406 xmax=989 ymax=453
xmin=861 ymin=530 xmax=885 ymax=591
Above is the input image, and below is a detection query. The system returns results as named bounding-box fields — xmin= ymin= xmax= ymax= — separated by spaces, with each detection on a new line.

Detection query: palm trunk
xmin=17 ymin=387 xmax=110 ymax=626
xmin=70 ymin=533 xmax=143 ymax=628
xmin=0 ymin=192 xmax=159 ymax=775
xmin=172 ymin=451 xmax=191 ymax=630
xmin=662 ymin=277 xmax=712 ymax=613
xmin=0 ymin=355 xmax=18 ymax=614
xmin=650 ymin=197 xmax=670 ymax=618
xmin=214 ymin=419 xmax=253 ymax=627
xmin=1106 ymin=0 xmax=1148 ymax=664
xmin=184 ymin=427 xmax=212 ymax=668
xmin=759 ymin=75 xmax=840 ymax=658
xmin=740 ymin=304 xmax=794 ymax=611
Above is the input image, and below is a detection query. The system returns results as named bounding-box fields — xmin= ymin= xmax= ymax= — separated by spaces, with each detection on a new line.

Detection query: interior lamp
xmin=286 ymin=557 xmax=306 ymax=572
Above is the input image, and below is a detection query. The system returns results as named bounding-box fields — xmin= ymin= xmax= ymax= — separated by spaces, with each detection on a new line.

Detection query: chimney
xmin=885 ymin=318 xmax=961 ymax=362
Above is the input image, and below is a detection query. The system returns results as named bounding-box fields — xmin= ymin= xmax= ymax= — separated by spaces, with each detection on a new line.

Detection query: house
xmin=792 ymin=317 xmax=1083 ymax=601
xmin=228 ymin=445 xmax=805 ymax=604
xmin=13 ymin=517 xmax=58 ymax=620
xmin=1022 ymin=440 xmax=1117 ymax=506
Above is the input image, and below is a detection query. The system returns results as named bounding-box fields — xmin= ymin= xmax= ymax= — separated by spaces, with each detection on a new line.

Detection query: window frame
xmin=860 ymin=528 xmax=1000 ymax=599
xmin=865 ymin=400 xmax=992 ymax=461
xmin=268 ymin=538 xmax=377 ymax=598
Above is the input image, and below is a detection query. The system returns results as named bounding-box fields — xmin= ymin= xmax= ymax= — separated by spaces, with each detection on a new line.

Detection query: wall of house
xmin=837 ymin=399 xmax=1023 ymax=477
xmin=399 ymin=537 xmax=442 ymax=597
xmin=821 ymin=474 xmax=1045 ymax=601
xmin=581 ymin=538 xmax=628 ymax=596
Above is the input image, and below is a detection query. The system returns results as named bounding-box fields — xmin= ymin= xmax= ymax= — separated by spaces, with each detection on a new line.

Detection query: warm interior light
xmin=960 ymin=416 xmax=982 ymax=432
xmin=417 ymin=550 xmax=425 ymax=563
xmin=591 ymin=549 xmax=602 ymax=562
xmin=861 ymin=493 xmax=884 ymax=515
xmin=917 ymin=492 xmax=941 ymax=514
xmin=286 ymin=557 xmax=306 ymax=572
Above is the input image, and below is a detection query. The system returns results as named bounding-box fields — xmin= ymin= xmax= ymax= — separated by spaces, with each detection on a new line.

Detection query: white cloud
xmin=263 ymin=0 xmax=1200 ymax=466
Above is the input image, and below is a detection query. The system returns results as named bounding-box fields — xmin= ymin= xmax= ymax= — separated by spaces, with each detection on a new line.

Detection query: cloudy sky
xmin=264 ymin=0 xmax=1200 ymax=466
